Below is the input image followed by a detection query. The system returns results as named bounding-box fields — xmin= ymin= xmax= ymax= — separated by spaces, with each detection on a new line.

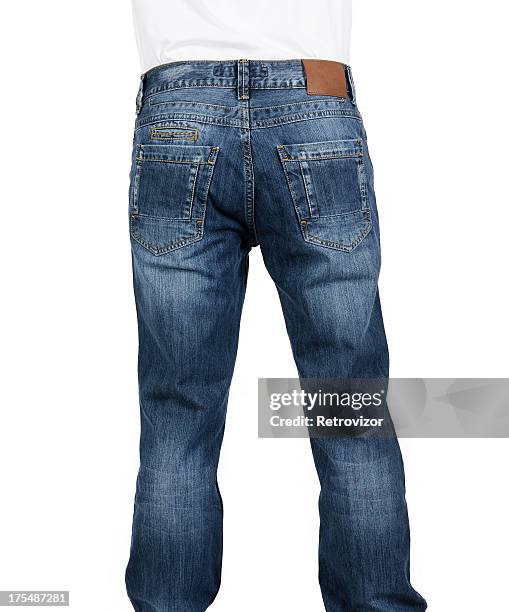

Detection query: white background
xmin=0 ymin=1 xmax=508 ymax=611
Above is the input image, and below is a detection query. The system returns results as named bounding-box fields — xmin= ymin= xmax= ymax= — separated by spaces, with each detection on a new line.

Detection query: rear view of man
xmin=126 ymin=1 xmax=427 ymax=610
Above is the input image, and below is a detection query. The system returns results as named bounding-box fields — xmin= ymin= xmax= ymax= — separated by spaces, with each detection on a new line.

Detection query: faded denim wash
xmin=125 ymin=60 xmax=427 ymax=612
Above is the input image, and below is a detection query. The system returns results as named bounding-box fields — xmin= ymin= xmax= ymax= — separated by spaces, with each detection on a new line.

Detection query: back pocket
xmin=277 ymin=139 xmax=371 ymax=252
xmin=130 ymin=143 xmax=219 ymax=255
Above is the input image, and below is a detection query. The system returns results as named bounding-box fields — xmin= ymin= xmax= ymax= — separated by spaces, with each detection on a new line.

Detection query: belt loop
xmin=345 ymin=65 xmax=357 ymax=106
xmin=136 ymin=74 xmax=145 ymax=115
xmin=237 ymin=60 xmax=250 ymax=101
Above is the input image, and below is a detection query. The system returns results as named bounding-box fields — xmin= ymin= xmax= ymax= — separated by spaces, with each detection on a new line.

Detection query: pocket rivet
xmin=196 ymin=219 xmax=204 ymax=226
xmin=300 ymin=219 xmax=308 ymax=226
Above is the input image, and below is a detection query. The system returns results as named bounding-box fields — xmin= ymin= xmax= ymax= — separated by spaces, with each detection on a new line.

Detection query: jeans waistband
xmin=137 ymin=60 xmax=356 ymax=112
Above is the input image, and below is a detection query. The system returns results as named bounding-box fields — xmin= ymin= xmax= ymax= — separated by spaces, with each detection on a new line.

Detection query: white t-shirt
xmin=132 ymin=0 xmax=352 ymax=74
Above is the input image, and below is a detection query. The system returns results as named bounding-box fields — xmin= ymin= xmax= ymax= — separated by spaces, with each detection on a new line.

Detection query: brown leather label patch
xmin=302 ymin=60 xmax=347 ymax=98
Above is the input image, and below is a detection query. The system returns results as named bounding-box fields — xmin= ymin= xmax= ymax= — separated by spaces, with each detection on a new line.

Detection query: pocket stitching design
xmin=305 ymin=210 xmax=372 ymax=253
xmin=278 ymin=140 xmax=372 ymax=252
xmin=130 ymin=145 xmax=219 ymax=255
xmin=278 ymin=139 xmax=363 ymax=162
xmin=131 ymin=145 xmax=143 ymax=214
xmin=136 ymin=143 xmax=219 ymax=165
xmin=130 ymin=214 xmax=204 ymax=256
xmin=299 ymin=162 xmax=317 ymax=218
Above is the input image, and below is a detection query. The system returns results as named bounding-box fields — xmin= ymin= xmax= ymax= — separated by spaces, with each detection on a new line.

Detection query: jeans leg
xmin=255 ymin=117 xmax=427 ymax=610
xmin=263 ymin=249 xmax=426 ymax=610
xmin=312 ymin=433 xmax=426 ymax=612
xmin=264 ymin=250 xmax=426 ymax=610
xmin=125 ymin=233 xmax=248 ymax=611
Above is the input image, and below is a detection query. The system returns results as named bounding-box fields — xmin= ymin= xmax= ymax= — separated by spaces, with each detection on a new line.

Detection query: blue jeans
xmin=126 ymin=60 xmax=427 ymax=612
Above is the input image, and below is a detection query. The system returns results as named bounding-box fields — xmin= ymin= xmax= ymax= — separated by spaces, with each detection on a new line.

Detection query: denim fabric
xmin=126 ymin=60 xmax=427 ymax=612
